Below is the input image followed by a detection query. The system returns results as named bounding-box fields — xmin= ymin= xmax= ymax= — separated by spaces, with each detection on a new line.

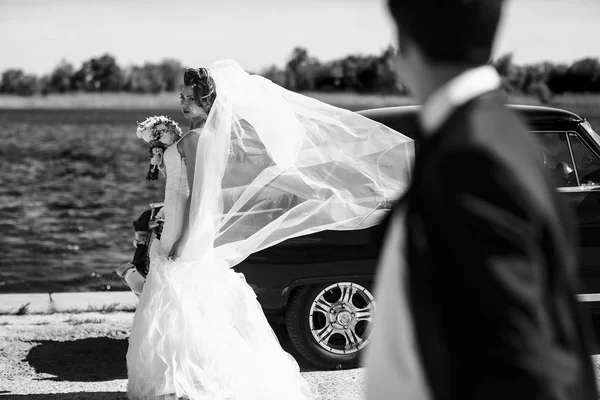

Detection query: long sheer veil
xmin=177 ymin=59 xmax=414 ymax=267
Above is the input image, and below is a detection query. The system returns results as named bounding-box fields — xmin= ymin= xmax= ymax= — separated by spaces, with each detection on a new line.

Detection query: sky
xmin=2 ymin=0 xmax=600 ymax=76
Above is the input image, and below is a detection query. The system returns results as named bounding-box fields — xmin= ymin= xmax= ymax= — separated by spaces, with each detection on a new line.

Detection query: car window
xmin=536 ymin=132 xmax=577 ymax=187
xmin=568 ymin=134 xmax=600 ymax=186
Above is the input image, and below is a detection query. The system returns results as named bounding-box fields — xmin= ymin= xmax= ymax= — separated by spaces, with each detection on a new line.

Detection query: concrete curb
xmin=0 ymin=291 xmax=138 ymax=314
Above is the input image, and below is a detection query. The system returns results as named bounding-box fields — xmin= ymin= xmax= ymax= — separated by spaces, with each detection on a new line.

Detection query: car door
xmin=535 ymin=129 xmax=600 ymax=297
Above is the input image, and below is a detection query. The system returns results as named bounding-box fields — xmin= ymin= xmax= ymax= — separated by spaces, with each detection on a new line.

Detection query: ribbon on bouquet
xmin=146 ymin=147 xmax=167 ymax=180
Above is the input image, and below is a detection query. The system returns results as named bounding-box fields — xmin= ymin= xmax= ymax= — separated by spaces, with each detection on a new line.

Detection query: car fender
xmin=281 ymin=274 xmax=374 ymax=305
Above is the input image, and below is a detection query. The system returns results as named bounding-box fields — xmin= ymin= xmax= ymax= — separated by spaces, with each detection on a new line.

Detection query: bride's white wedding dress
xmin=126 ymin=141 xmax=317 ymax=400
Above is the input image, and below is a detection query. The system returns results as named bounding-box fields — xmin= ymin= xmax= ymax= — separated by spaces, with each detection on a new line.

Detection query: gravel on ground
xmin=4 ymin=311 xmax=600 ymax=400
xmin=0 ymin=312 xmax=365 ymax=400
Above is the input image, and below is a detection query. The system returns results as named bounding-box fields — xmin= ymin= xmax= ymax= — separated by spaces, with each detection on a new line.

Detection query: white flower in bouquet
xmin=136 ymin=126 xmax=153 ymax=143
xmin=160 ymin=129 xmax=177 ymax=146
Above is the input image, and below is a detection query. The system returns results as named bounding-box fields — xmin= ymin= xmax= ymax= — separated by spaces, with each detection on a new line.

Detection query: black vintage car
xmin=118 ymin=104 xmax=600 ymax=369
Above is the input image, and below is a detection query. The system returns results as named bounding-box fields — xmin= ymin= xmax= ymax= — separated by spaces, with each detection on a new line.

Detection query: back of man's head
xmin=388 ymin=0 xmax=505 ymax=65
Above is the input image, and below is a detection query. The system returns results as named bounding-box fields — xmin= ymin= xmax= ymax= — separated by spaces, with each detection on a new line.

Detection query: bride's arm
xmin=168 ymin=131 xmax=200 ymax=259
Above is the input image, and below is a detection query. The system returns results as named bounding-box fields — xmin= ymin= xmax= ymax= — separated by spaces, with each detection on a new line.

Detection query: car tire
xmin=285 ymin=282 xmax=376 ymax=370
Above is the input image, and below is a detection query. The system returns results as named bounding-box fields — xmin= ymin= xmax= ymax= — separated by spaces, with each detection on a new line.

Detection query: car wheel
xmin=285 ymin=281 xmax=376 ymax=369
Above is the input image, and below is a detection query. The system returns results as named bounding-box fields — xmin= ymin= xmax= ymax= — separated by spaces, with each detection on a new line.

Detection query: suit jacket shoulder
xmin=420 ymin=92 xmax=558 ymax=222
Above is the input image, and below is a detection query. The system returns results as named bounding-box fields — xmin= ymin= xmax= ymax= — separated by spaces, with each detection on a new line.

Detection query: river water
xmin=0 ymin=109 xmax=188 ymax=293
xmin=2 ymin=104 xmax=599 ymax=294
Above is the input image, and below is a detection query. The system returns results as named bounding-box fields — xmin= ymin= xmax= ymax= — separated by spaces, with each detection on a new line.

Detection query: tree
xmin=47 ymin=59 xmax=75 ymax=93
xmin=158 ymin=59 xmax=184 ymax=91
xmin=72 ymin=54 xmax=124 ymax=91
xmin=261 ymin=65 xmax=287 ymax=87
xmin=313 ymin=61 xmax=344 ymax=91
xmin=121 ymin=59 xmax=185 ymax=93
xmin=0 ymin=69 xmax=23 ymax=93
xmin=0 ymin=69 xmax=39 ymax=95
xmin=547 ymin=63 xmax=570 ymax=94
xmin=38 ymin=75 xmax=51 ymax=96
xmin=376 ymin=45 xmax=405 ymax=94
xmin=127 ymin=63 xmax=166 ymax=93
xmin=492 ymin=53 xmax=521 ymax=93
xmin=340 ymin=56 xmax=361 ymax=91
xmin=565 ymin=58 xmax=600 ymax=92
xmin=493 ymin=53 xmax=515 ymax=77
xmin=2 ymin=49 xmax=600 ymax=97
xmin=285 ymin=47 xmax=321 ymax=91
xmin=528 ymin=81 xmax=553 ymax=104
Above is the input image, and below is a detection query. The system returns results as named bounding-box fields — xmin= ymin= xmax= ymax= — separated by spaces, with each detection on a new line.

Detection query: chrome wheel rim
xmin=308 ymin=282 xmax=376 ymax=355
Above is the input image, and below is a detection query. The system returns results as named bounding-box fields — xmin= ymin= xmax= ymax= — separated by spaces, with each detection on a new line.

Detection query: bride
xmin=126 ymin=59 xmax=415 ymax=399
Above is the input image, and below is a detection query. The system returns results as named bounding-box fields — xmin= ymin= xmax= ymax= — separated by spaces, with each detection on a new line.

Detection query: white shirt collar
xmin=419 ymin=65 xmax=502 ymax=134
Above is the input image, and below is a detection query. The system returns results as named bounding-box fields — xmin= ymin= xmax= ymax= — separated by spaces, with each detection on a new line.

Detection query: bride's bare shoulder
xmin=177 ymin=130 xmax=201 ymax=155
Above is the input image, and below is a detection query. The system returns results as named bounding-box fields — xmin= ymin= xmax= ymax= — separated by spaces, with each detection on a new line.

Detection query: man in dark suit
xmin=363 ymin=1 xmax=599 ymax=399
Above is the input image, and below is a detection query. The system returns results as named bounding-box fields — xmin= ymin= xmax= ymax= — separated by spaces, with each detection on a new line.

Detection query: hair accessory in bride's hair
xmin=183 ymin=67 xmax=217 ymax=106
xmin=135 ymin=115 xmax=183 ymax=180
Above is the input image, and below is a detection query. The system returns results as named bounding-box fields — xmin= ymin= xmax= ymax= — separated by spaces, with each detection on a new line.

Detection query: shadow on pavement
xmin=23 ymin=323 xmax=323 ymax=384
xmin=0 ymin=393 xmax=126 ymax=400
xmin=25 ymin=337 xmax=128 ymax=382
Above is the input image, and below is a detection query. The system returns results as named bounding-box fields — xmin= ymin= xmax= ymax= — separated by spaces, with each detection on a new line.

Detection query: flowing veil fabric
xmin=126 ymin=59 xmax=415 ymax=400
xmin=180 ymin=59 xmax=415 ymax=267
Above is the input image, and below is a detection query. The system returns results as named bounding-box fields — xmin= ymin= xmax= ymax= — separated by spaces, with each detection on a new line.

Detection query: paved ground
xmin=0 ymin=307 xmax=365 ymax=400
xmin=3 ymin=292 xmax=600 ymax=399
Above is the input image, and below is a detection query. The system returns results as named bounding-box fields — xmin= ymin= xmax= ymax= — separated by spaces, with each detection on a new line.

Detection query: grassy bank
xmin=0 ymin=92 xmax=183 ymax=110
xmin=1 ymin=91 xmax=599 ymax=111
xmin=0 ymin=91 xmax=419 ymax=111
xmin=0 ymin=302 xmax=136 ymax=316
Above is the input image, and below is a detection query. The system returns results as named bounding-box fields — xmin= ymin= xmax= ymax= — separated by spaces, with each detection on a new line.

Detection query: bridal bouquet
xmin=136 ymin=115 xmax=183 ymax=180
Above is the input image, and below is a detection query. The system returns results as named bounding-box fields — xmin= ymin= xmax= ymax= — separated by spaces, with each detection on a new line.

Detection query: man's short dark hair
xmin=388 ymin=0 xmax=505 ymax=65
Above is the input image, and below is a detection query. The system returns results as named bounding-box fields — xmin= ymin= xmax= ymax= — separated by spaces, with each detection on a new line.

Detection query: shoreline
xmin=0 ymin=291 xmax=138 ymax=315
xmin=1 ymin=289 xmax=597 ymax=316
xmin=0 ymin=91 xmax=416 ymax=111
xmin=0 ymin=91 xmax=597 ymax=105
xmin=0 ymin=91 xmax=567 ymax=110
xmin=1 ymin=92 xmax=599 ymax=114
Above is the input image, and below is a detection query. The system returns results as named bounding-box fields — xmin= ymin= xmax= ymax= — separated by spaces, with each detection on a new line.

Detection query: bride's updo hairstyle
xmin=183 ymin=67 xmax=217 ymax=110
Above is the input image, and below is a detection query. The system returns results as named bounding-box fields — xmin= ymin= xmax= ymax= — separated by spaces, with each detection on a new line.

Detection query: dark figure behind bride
xmin=364 ymin=1 xmax=600 ymax=400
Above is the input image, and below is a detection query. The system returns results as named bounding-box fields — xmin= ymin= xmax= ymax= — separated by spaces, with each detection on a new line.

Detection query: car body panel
xmin=233 ymin=225 xmax=380 ymax=315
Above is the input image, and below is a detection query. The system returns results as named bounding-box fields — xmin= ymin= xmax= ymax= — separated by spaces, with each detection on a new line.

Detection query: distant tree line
xmin=0 ymin=55 xmax=185 ymax=96
xmin=2 ymin=48 xmax=600 ymax=103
